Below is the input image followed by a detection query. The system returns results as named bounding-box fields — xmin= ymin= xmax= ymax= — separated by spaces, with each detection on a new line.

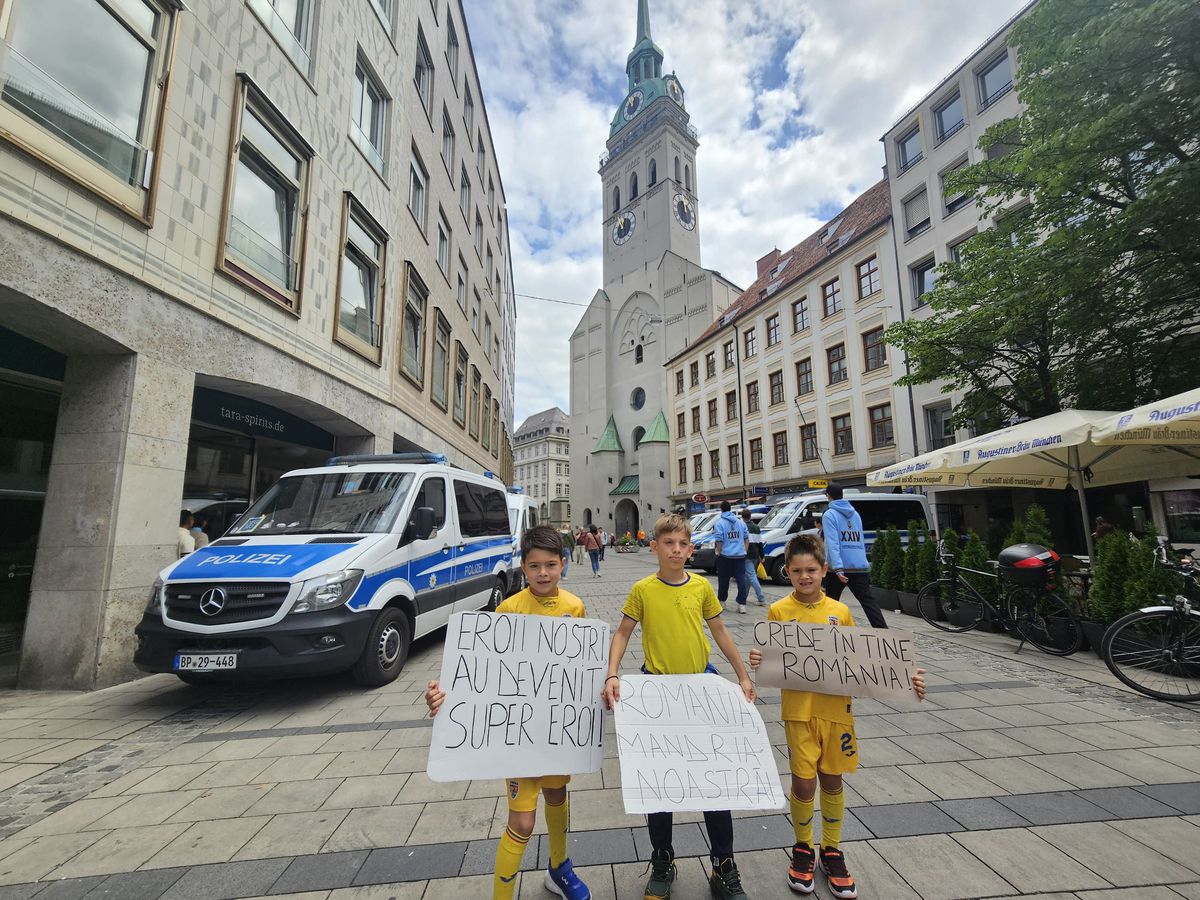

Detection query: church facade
xmin=569 ymin=0 xmax=740 ymax=537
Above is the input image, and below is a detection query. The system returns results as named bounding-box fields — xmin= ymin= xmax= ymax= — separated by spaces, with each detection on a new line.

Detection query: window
xmin=368 ymin=0 xmax=392 ymax=30
xmin=222 ymin=87 xmax=308 ymax=303
xmin=707 ymin=398 xmax=718 ymax=428
xmin=456 ymin=255 xmax=468 ymax=311
xmin=827 ymin=344 xmax=847 ymax=384
xmin=486 ymin=246 xmax=494 ymax=282
xmin=769 ymin=370 xmax=784 ymax=406
xmin=684 ymin=164 xmax=692 ymax=192
xmin=675 ymin=370 xmax=684 ymax=394
xmin=408 ymin=151 xmax=428 ymax=227
xmin=635 ymin=344 xmax=644 ymax=364
xmin=766 ymin=314 xmax=781 ymax=347
xmin=743 ymin=327 xmax=757 ymax=358
xmin=863 ymin=327 xmax=887 ymax=371
xmin=477 ymin=136 xmax=485 ymax=174
xmin=630 ymin=172 xmax=639 ymax=200
xmin=691 ymin=406 xmax=700 ymax=433
xmin=474 ymin=211 xmax=484 ymax=256
xmin=631 ymin=387 xmax=645 ymax=410
xmin=0 ymin=0 xmax=177 ymax=217
xmin=352 ymin=59 xmax=387 ymax=172
xmin=613 ymin=186 xmax=621 ymax=213
xmin=441 ymin=111 xmax=456 ymax=171
xmin=856 ymin=257 xmax=880 ymax=298
xmin=725 ymin=390 xmax=737 ymax=421
xmin=897 ymin=125 xmax=922 ymax=170
xmin=484 ymin=316 xmax=493 ymax=359
xmin=950 ymin=233 xmax=973 ymax=264
xmin=437 ymin=212 xmax=451 ymax=275
xmin=942 ymin=159 xmax=970 ymax=214
xmin=728 ymin=444 xmax=740 ymax=476
xmin=481 ymin=386 xmax=492 ymax=450
xmin=822 ymin=279 xmax=842 ymax=317
xmin=414 ymin=29 xmax=434 ymax=114
xmin=431 ymin=311 xmax=451 ymax=409
xmin=471 ymin=289 xmax=481 ymax=336
xmin=413 ymin=476 xmax=447 ymax=529
xmin=749 ymin=438 xmax=763 ymax=471
xmin=925 ymin=403 xmax=953 ymax=449
xmin=903 ymin=189 xmax=931 ymax=238
xmin=796 ymin=358 xmax=813 ymax=395
xmin=337 ymin=198 xmax=386 ymax=356
xmin=746 ymin=381 xmax=760 ymax=414
xmin=649 ymin=158 xmax=657 ymax=186
xmin=832 ymin=414 xmax=853 ymax=455
xmin=710 ymin=449 xmax=720 ymax=478
xmin=446 ymin=17 xmax=460 ymax=81
xmin=676 ymin=412 xmax=686 ymax=439
xmin=678 ymin=458 xmax=687 ymax=484
xmin=912 ymin=258 xmax=938 ymax=306
xmin=978 ymin=52 xmax=1013 ymax=107
xmin=723 ymin=340 xmax=735 ymax=369
xmin=869 ymin=404 xmax=894 ymax=448
xmin=487 ymin=176 xmax=495 ymax=213
xmin=772 ymin=432 xmax=788 ymax=467
xmin=401 ymin=264 xmax=428 ymax=384
xmin=801 ymin=423 xmax=818 ymax=461
xmin=934 ymin=92 xmax=964 ymax=141
xmin=469 ymin=366 xmax=481 ymax=437
xmin=690 ymin=361 xmax=700 ymax=387
xmin=674 ymin=155 xmax=681 ymax=182
xmin=792 ymin=298 xmax=809 ymax=332
xmin=705 ymin=352 xmax=716 ymax=378
xmin=464 ymin=85 xmax=475 ymax=132
xmin=693 ymin=453 xmax=703 ymax=482
xmin=459 ymin=165 xmax=471 ymax=219
xmin=248 ymin=0 xmax=313 ymax=71
xmin=455 ymin=482 xmax=507 ymax=538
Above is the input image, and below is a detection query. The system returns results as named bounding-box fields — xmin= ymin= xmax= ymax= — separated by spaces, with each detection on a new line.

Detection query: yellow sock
xmin=820 ymin=787 xmax=845 ymax=849
xmin=790 ymin=792 xmax=815 ymax=846
xmin=493 ymin=826 xmax=530 ymax=899
xmin=544 ymin=795 xmax=569 ymax=868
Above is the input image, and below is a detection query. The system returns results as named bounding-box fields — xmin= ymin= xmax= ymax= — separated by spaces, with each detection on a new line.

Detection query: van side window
xmin=455 ymin=481 xmax=484 ymax=537
xmin=413 ymin=477 xmax=447 ymax=528
xmin=481 ymin=488 xmax=509 ymax=534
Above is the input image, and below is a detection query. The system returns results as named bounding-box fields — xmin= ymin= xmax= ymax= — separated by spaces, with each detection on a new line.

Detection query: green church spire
xmin=636 ymin=0 xmax=652 ymax=44
xmin=626 ymin=0 xmax=664 ymax=91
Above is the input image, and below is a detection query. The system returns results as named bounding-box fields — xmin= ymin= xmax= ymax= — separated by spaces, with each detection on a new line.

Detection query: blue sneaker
xmin=545 ymin=857 xmax=591 ymax=900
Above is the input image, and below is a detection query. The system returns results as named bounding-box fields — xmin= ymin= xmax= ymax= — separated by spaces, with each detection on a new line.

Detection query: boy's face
xmin=650 ymin=530 xmax=692 ymax=567
xmin=522 ymin=548 xmax=563 ymax=595
xmin=786 ymin=553 xmax=827 ymax=600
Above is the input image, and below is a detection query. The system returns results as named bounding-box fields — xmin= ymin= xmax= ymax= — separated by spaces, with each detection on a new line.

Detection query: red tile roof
xmin=670 ymin=179 xmax=892 ymax=363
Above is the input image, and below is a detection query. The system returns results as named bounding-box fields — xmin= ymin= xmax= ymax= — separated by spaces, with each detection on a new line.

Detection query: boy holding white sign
xmin=425 ymin=525 xmax=591 ymax=900
xmin=603 ymin=513 xmax=755 ymax=900
xmin=749 ymin=534 xmax=926 ymax=898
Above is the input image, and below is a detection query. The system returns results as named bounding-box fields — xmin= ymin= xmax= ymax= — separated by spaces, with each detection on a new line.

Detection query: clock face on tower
xmin=665 ymin=77 xmax=684 ymax=106
xmin=622 ymin=90 xmax=644 ymax=121
xmin=612 ymin=211 xmax=636 ymax=245
xmin=673 ymin=193 xmax=696 ymax=231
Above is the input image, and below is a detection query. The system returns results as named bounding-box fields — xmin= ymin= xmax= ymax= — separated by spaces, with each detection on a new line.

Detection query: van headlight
xmin=291 ymin=570 xmax=364 ymax=615
xmin=145 ymin=578 xmax=164 ymax=615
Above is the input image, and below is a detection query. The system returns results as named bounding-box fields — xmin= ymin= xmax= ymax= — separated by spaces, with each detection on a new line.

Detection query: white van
xmin=506 ymin=489 xmax=539 ymax=594
xmin=135 ymin=453 xmax=513 ymax=687
xmin=758 ymin=490 xmax=931 ymax=585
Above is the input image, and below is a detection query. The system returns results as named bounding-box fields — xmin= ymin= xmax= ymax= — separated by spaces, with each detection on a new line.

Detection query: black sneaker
xmin=819 ymin=847 xmax=858 ymax=899
xmin=709 ymin=857 xmax=748 ymax=900
xmin=788 ymin=842 xmax=815 ymax=894
xmin=644 ymin=849 xmax=676 ymax=900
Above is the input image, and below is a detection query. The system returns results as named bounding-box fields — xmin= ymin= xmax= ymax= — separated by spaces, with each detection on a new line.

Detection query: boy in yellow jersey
xmin=602 ymin=513 xmax=755 ymax=900
xmin=749 ymin=534 xmax=926 ymax=898
xmin=425 ymin=525 xmax=591 ymax=900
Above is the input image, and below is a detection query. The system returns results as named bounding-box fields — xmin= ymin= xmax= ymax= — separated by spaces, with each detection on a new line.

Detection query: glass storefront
xmin=1161 ymin=489 xmax=1200 ymax=545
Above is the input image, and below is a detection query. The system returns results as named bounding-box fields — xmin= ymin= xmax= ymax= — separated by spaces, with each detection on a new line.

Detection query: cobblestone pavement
xmin=1 ymin=550 xmax=1199 ymax=899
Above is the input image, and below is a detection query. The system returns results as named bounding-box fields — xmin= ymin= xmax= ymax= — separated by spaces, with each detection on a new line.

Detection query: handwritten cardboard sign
xmin=612 ymin=674 xmax=785 ymax=814
xmin=752 ymin=621 xmax=919 ymax=703
xmin=427 ymin=611 xmax=610 ymax=782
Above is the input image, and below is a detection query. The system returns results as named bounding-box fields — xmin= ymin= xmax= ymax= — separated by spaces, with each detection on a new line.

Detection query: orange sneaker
xmin=819 ymin=847 xmax=858 ymax=899
xmin=788 ymin=842 xmax=815 ymax=894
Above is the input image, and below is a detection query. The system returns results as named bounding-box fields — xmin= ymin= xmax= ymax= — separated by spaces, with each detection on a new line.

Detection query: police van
xmin=135 ymin=453 xmax=513 ymax=687
xmin=505 ymin=488 xmax=539 ymax=594
xmin=758 ymin=490 xmax=931 ymax=585
xmin=690 ymin=504 xmax=771 ymax=572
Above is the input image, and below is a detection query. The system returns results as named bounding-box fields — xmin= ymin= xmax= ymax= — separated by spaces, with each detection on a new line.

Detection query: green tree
xmin=1088 ymin=531 xmax=1132 ymax=623
xmin=1123 ymin=526 xmax=1185 ymax=619
xmin=960 ymin=530 xmax=1000 ymax=602
xmin=885 ymin=0 xmax=1200 ymax=427
xmin=1023 ymin=504 xmax=1053 ymax=549
xmin=1004 ymin=518 xmax=1027 ymax=550
xmin=902 ymin=520 xmax=924 ymax=592
xmin=880 ymin=527 xmax=905 ymax=590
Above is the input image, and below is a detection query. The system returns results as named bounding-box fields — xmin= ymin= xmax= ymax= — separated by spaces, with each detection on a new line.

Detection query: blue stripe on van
xmin=346 ymin=536 xmax=513 ymax=610
xmin=168 ymin=544 xmax=356 ymax=580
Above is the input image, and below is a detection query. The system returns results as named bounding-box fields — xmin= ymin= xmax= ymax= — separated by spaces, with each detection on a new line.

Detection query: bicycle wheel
xmin=1102 ymin=608 xmax=1200 ymax=702
xmin=1006 ymin=588 xmax=1081 ymax=655
xmin=917 ymin=579 xmax=984 ymax=633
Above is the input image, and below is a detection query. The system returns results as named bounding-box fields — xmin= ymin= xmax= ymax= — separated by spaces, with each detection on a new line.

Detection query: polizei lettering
xmin=195 ymin=552 xmax=293 ymax=567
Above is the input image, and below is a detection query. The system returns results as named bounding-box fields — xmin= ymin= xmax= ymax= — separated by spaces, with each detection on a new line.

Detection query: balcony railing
xmin=227 ymin=215 xmax=298 ymax=290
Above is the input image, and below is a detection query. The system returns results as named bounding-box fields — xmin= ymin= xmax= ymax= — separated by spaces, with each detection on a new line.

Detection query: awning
xmin=610 ymin=475 xmax=640 ymax=496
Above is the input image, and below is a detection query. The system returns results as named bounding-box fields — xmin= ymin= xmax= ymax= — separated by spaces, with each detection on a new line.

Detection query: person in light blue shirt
xmin=821 ymin=484 xmax=887 ymax=628
xmin=713 ymin=501 xmax=751 ymax=613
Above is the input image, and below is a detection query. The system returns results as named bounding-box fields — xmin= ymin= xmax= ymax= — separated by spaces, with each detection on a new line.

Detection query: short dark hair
xmin=784 ymin=533 xmax=826 ymax=566
xmin=522 ymin=524 xmax=563 ymax=557
xmin=739 ymin=509 xmax=752 ymax=520
xmin=180 ymin=509 xmax=193 ymax=526
xmin=720 ymin=500 xmax=731 ymax=512
xmin=825 ymin=483 xmax=844 ymax=500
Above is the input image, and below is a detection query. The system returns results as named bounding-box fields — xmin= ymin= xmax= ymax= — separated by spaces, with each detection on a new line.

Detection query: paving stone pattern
xmin=0 ymin=551 xmax=1198 ymax=899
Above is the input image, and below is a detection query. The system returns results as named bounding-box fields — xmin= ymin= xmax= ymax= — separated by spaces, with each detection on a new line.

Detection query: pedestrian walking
xmin=821 ymin=483 xmax=888 ymax=628
xmin=740 ymin=508 xmax=765 ymax=605
xmin=598 ymin=528 xmax=607 ymax=561
xmin=713 ymin=501 xmax=750 ymax=613
xmin=582 ymin=525 xmax=602 ymax=577
xmin=559 ymin=526 xmax=574 ymax=581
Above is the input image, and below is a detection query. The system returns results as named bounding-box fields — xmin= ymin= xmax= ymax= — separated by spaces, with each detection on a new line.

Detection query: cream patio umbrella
xmin=1091 ymin=387 xmax=1200 ymax=446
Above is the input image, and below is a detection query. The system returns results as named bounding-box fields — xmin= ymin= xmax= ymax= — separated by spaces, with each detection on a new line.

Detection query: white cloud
xmin=464 ymin=0 xmax=1028 ymax=424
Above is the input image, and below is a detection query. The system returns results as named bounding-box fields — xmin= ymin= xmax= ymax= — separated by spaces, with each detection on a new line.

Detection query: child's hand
xmin=739 ymin=676 xmax=756 ymax=703
xmin=425 ymin=680 xmax=446 ymax=717
xmin=912 ymin=668 xmax=927 ymax=701
xmin=602 ymin=675 xmax=621 ymax=709
xmin=748 ymin=647 xmax=762 ymax=670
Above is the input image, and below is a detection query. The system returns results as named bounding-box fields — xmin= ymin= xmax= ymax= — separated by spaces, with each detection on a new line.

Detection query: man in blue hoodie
xmin=713 ymin=500 xmax=751 ymax=613
xmin=821 ymin=484 xmax=888 ymax=628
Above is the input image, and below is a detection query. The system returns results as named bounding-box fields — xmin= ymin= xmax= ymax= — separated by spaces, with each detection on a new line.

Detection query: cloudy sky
xmin=462 ymin=0 xmax=1027 ymax=427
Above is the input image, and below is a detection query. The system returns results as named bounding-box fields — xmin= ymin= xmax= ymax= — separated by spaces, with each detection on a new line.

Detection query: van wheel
xmin=770 ymin=557 xmax=790 ymax=586
xmin=351 ymin=608 xmax=410 ymax=687
xmin=485 ymin=579 xmax=504 ymax=612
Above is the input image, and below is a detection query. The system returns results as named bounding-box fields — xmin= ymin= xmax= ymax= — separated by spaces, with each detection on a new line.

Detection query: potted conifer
xmin=897 ymin=520 xmax=925 ymax=616
xmin=872 ymin=528 xmax=899 ymax=610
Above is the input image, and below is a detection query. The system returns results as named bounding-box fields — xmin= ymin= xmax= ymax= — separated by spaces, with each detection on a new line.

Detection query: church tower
xmin=568 ymin=0 xmax=740 ymax=537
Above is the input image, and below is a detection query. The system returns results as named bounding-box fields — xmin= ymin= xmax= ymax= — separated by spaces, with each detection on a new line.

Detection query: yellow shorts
xmin=505 ymin=775 xmax=570 ymax=812
xmin=784 ymin=719 xmax=859 ymax=779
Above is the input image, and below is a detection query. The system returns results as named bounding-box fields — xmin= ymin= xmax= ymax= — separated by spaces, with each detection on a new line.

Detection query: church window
xmin=685 ymin=164 xmax=692 ymax=192
xmin=633 ymin=426 xmax=645 ymax=447
xmin=635 ymin=344 xmax=644 ymax=364
xmin=630 ymin=387 xmax=646 ymax=410
xmin=630 ymin=172 xmax=639 ymax=200
xmin=674 ymin=156 xmax=681 ymax=182
xmin=649 ymin=159 xmax=657 ymax=186
xmin=613 ymin=186 xmax=621 ymax=213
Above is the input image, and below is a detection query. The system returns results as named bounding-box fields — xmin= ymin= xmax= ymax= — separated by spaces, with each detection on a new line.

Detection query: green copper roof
xmin=628 ymin=0 xmax=663 ymax=69
xmin=591 ymin=415 xmax=625 ymax=453
xmin=610 ymin=475 xmax=640 ymax=496
xmin=639 ymin=410 xmax=671 ymax=444
xmin=609 ymin=0 xmax=684 ymax=138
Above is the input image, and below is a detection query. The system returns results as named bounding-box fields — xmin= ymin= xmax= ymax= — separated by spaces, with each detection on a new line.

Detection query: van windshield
xmin=232 ymin=471 xmax=415 ymax=535
xmin=760 ymin=502 xmax=798 ymax=530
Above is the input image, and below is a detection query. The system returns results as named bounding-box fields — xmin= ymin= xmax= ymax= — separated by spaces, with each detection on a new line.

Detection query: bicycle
xmin=1101 ymin=552 xmax=1200 ymax=702
xmin=917 ymin=543 xmax=1082 ymax=656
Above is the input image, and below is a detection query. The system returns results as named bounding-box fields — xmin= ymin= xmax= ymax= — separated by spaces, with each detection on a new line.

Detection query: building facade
xmin=667 ymin=181 xmax=914 ymax=505
xmin=568 ymin=0 xmax=740 ymax=537
xmin=513 ymin=407 xmax=570 ymax=524
xmin=0 ymin=0 xmax=515 ymax=688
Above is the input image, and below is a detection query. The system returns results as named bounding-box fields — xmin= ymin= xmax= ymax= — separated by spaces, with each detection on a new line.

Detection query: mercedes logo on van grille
xmin=199 ymin=588 xmax=227 ymax=616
